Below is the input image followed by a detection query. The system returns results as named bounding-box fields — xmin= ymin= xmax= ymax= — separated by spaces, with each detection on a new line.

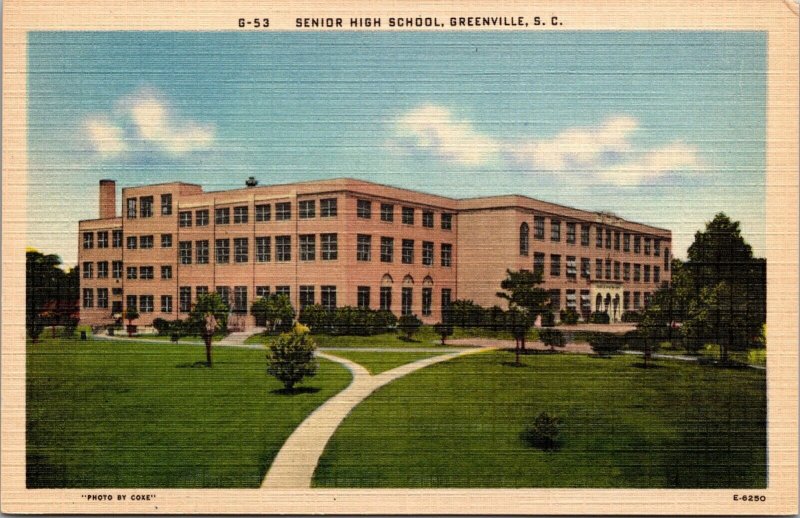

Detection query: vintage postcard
xmin=2 ymin=0 xmax=798 ymax=514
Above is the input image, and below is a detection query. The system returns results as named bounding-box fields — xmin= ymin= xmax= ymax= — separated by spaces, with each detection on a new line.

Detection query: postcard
xmin=2 ymin=0 xmax=798 ymax=514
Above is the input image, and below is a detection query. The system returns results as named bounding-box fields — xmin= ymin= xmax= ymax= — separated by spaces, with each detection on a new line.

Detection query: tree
xmin=26 ymin=249 xmax=78 ymax=338
xmin=398 ymin=314 xmax=422 ymax=340
xmin=432 ymin=322 xmax=454 ymax=345
xmin=266 ymin=323 xmax=319 ymax=391
xmin=124 ymin=306 xmax=139 ymax=337
xmin=28 ymin=315 xmax=45 ymax=343
xmin=496 ymin=269 xmax=549 ymax=352
xmin=188 ymin=293 xmax=229 ymax=366
xmin=251 ymin=294 xmax=295 ymax=333
xmin=539 ymin=328 xmax=566 ymax=353
xmin=684 ymin=282 xmax=754 ymax=363
xmin=505 ymin=308 xmax=529 ymax=364
xmin=636 ymin=284 xmax=681 ymax=366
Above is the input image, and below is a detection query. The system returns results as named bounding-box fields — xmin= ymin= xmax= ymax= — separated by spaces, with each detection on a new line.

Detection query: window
xmin=614 ymin=231 xmax=620 ymax=250
xmin=633 ymin=291 xmax=641 ymax=310
xmin=299 ymin=200 xmax=315 ymax=219
xmin=321 ymin=286 xmax=337 ymax=310
xmin=127 ymin=198 xmax=137 ymax=218
xmin=161 ymin=194 xmax=172 ymax=215
xmin=654 ymin=266 xmax=661 ymax=283
xmin=179 ymin=211 xmax=192 ymax=227
xmin=380 ymin=287 xmax=392 ymax=311
xmin=161 ymin=234 xmax=172 ymax=248
xmin=233 ymin=206 xmax=249 ymax=224
xmin=196 ymin=286 xmax=209 ymax=298
xmin=161 ymin=265 xmax=172 ymax=279
xmin=644 ymin=264 xmax=651 ymax=282
xmin=402 ymin=239 xmax=414 ymax=264
xmin=580 ymin=224 xmax=590 ymax=246
xmin=276 ymin=236 xmax=291 ymax=261
xmin=233 ymin=286 xmax=248 ymax=313
xmin=161 ymin=295 xmax=173 ymax=313
xmin=422 ymin=211 xmax=434 ymax=228
xmin=179 ymin=287 xmax=191 ymax=312
xmin=256 ymin=237 xmax=271 ymax=262
xmin=654 ymin=239 xmax=661 ymax=257
xmin=195 ymin=240 xmax=209 ymax=264
xmin=634 ymin=236 xmax=641 ymax=254
xmin=551 ymin=219 xmax=561 ymax=242
xmin=83 ymin=232 xmax=94 ymax=249
xmin=634 ymin=263 xmax=641 ymax=282
xmin=234 ymin=238 xmax=249 ymax=263
xmin=441 ymin=243 xmax=453 ymax=267
xmin=196 ymin=209 xmax=209 ymax=226
xmin=534 ymin=253 xmax=545 ymax=276
xmin=566 ymin=290 xmax=577 ymax=311
xmin=380 ymin=203 xmax=394 ymax=222
xmin=179 ymin=241 xmax=192 ymax=264
xmin=215 ymin=207 xmax=230 ymax=225
xmin=644 ymin=238 xmax=651 ymax=255
xmin=442 ymin=288 xmax=452 ymax=315
xmin=82 ymin=262 xmax=93 ymax=279
xmin=581 ymin=289 xmax=591 ymax=316
xmin=621 ymin=291 xmax=629 ymax=311
xmin=82 ymin=289 xmax=94 ymax=308
xmin=321 ymin=233 xmax=338 ymax=260
xmin=380 ymin=237 xmax=394 ymax=263
xmin=357 ymin=234 xmax=371 ymax=261
xmin=605 ymin=259 xmax=612 ymax=279
xmin=534 ymin=216 xmax=545 ymax=240
xmin=126 ymin=295 xmax=137 ymax=312
xmin=321 ymin=198 xmax=338 ymax=217
xmin=422 ymin=287 xmax=432 ymax=316
xmin=422 ymin=241 xmax=434 ymax=266
xmin=614 ymin=261 xmax=621 ymax=280
xmin=644 ymin=292 xmax=653 ymax=307
xmin=215 ymin=239 xmax=230 ymax=264
xmin=357 ymin=200 xmax=372 ymax=219
xmin=441 ymin=213 xmax=453 ymax=230
xmin=97 ymin=288 xmax=109 ymax=309
xmin=299 ymin=286 xmax=315 ymax=309
xmin=112 ymin=261 xmax=122 ymax=279
xmin=126 ymin=266 xmax=137 ymax=280
xmin=97 ymin=231 xmax=108 ymax=248
xmin=596 ymin=226 xmax=603 ymax=248
xmin=595 ymin=259 xmax=603 ymax=279
xmin=139 ymin=295 xmax=154 ymax=313
xmin=550 ymin=254 xmax=561 ymax=277
xmin=549 ymin=289 xmax=561 ymax=311
xmin=139 ymin=266 xmax=154 ymax=280
xmin=139 ymin=235 xmax=154 ymax=249
xmin=566 ymin=222 xmax=576 ymax=244
xmin=140 ymin=196 xmax=153 ymax=218
xmin=664 ymin=248 xmax=670 ymax=271
xmin=357 ymin=286 xmax=370 ymax=309
xmin=605 ymin=229 xmax=612 ymax=249
xmin=276 ymin=202 xmax=291 ymax=220
xmin=299 ymin=234 xmax=316 ymax=261
xmin=566 ymin=256 xmax=577 ymax=278
xmin=623 ymin=262 xmax=631 ymax=280
xmin=275 ymin=286 xmax=290 ymax=297
xmin=519 ymin=223 xmax=530 ymax=256
xmin=256 ymin=286 xmax=270 ymax=298
xmin=581 ymin=257 xmax=590 ymax=278
xmin=623 ymin=233 xmax=631 ymax=252
xmin=402 ymin=207 xmax=414 ymax=225
xmin=97 ymin=261 xmax=108 ymax=278
xmin=255 ymin=204 xmax=271 ymax=222
xmin=112 ymin=230 xmax=122 ymax=248
xmin=216 ymin=286 xmax=230 ymax=306
xmin=401 ymin=287 xmax=413 ymax=316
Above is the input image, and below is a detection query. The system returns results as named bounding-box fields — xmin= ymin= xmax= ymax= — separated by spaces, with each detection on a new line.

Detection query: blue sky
xmin=28 ymin=31 xmax=766 ymax=266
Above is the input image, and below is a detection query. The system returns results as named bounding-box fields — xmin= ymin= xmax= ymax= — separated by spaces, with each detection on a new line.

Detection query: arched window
xmin=402 ymin=274 xmax=414 ymax=287
xmin=664 ymin=248 xmax=670 ymax=271
xmin=595 ymin=293 xmax=603 ymax=312
xmin=381 ymin=274 xmax=394 ymax=287
xmin=519 ymin=223 xmax=530 ymax=256
xmin=423 ymin=275 xmax=434 ymax=287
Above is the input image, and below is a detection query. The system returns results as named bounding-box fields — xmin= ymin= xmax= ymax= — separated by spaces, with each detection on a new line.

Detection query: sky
xmin=27 ymin=31 xmax=766 ymax=267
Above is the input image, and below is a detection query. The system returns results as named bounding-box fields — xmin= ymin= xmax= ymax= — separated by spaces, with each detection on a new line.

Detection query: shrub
xmin=559 ymin=308 xmax=579 ymax=325
xmin=589 ymin=332 xmax=625 ymax=356
xmin=28 ymin=316 xmax=45 ymax=343
xmin=62 ymin=316 xmax=79 ymax=338
xmin=375 ymin=310 xmax=398 ymax=332
xmin=266 ymin=324 xmax=319 ymax=391
xmin=398 ymin=314 xmax=423 ymax=340
xmin=299 ymin=304 xmax=330 ymax=334
xmin=152 ymin=318 xmax=170 ymax=336
xmin=522 ymin=411 xmax=563 ymax=451
xmin=588 ymin=311 xmax=610 ymax=324
xmin=432 ymin=322 xmax=454 ymax=345
xmin=620 ymin=310 xmax=642 ymax=323
xmin=540 ymin=311 xmax=556 ymax=327
xmin=539 ymin=328 xmax=566 ymax=352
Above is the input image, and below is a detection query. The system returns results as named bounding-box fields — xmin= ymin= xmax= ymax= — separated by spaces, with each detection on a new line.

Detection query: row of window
xmin=530 ymin=254 xmax=663 ymax=284
xmin=82 ymin=229 xmax=123 ymax=249
xmin=546 ymin=288 xmax=653 ymax=312
xmin=520 ymin=220 xmax=667 ymax=258
xmin=126 ymin=194 xmax=173 ymax=219
xmin=355 ymin=200 xmax=453 ymax=230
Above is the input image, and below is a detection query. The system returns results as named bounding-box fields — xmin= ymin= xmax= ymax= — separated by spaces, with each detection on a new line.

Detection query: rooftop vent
xmin=245 ymin=176 xmax=258 ymax=187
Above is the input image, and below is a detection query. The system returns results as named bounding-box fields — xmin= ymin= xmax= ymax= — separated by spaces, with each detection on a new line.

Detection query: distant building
xmin=78 ymin=178 xmax=671 ymax=329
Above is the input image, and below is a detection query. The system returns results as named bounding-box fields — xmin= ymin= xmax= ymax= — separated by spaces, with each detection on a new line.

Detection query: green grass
xmin=112 ymin=332 xmax=225 ymax=343
xmin=27 ymin=337 xmax=351 ymax=488
xmin=314 ymin=350 xmax=766 ymax=488
xmin=246 ymin=331 xmax=467 ymax=349
xmin=323 ymin=351 xmax=445 ymax=375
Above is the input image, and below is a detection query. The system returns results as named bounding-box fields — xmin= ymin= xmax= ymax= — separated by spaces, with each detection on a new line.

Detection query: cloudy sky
xmin=28 ymin=31 xmax=765 ymax=266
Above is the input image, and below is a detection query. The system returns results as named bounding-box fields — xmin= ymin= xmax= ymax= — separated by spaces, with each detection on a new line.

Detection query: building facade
xmin=78 ymin=178 xmax=672 ymax=329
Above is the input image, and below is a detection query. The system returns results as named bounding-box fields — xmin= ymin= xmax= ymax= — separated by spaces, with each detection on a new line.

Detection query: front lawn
xmin=314 ymin=350 xmax=766 ymax=488
xmin=246 ymin=330 xmax=468 ymax=349
xmin=27 ymin=337 xmax=351 ymax=488
xmin=323 ymin=351 xmax=446 ymax=375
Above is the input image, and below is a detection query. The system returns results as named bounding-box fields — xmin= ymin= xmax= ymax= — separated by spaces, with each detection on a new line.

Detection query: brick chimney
xmin=99 ymin=179 xmax=116 ymax=219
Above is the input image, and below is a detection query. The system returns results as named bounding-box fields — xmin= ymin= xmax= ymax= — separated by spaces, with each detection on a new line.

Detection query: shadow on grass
xmin=500 ymin=361 xmax=529 ymax=368
xmin=397 ymin=336 xmax=421 ymax=343
xmin=175 ymin=361 xmax=212 ymax=368
xmin=632 ymin=362 xmax=664 ymax=369
xmin=270 ymin=386 xmax=322 ymax=395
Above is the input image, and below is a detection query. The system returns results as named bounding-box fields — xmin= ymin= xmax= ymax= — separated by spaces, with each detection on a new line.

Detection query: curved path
xmin=261 ymin=347 xmax=489 ymax=489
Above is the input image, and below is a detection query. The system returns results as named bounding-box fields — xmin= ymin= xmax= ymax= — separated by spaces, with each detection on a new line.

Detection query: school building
xmin=78 ymin=178 xmax=672 ymax=330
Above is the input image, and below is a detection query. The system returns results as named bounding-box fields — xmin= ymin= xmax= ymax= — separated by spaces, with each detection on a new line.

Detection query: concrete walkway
xmin=261 ymin=347 xmax=490 ymax=489
xmin=217 ymin=327 xmax=265 ymax=345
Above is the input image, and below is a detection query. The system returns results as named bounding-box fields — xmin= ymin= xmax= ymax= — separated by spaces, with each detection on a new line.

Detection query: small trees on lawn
xmin=188 ymin=293 xmax=229 ymax=367
xmin=124 ymin=306 xmax=139 ymax=337
xmin=432 ymin=322 xmax=453 ymax=345
xmin=398 ymin=314 xmax=422 ymax=340
xmin=266 ymin=323 xmax=319 ymax=392
xmin=539 ymin=328 xmax=566 ymax=353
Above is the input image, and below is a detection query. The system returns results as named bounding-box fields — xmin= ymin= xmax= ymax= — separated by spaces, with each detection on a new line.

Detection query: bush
xmin=432 ymin=322 xmax=454 ymax=345
xmin=620 ymin=310 xmax=642 ymax=323
xmin=589 ymin=332 xmax=625 ymax=357
xmin=559 ymin=308 xmax=579 ymax=325
xmin=28 ymin=316 xmax=45 ymax=342
xmin=398 ymin=314 xmax=423 ymax=340
xmin=522 ymin=411 xmax=563 ymax=451
xmin=62 ymin=316 xmax=79 ymax=338
xmin=266 ymin=324 xmax=319 ymax=391
xmin=540 ymin=311 xmax=556 ymax=328
xmin=588 ymin=311 xmax=610 ymax=324
xmin=299 ymin=304 xmax=330 ymax=334
xmin=152 ymin=318 xmax=170 ymax=336
xmin=539 ymin=328 xmax=566 ymax=352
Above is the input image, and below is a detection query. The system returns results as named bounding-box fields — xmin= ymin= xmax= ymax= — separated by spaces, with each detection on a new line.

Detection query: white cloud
xmin=84 ymin=117 xmax=127 ymax=157
xmin=389 ymin=105 xmax=702 ymax=186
